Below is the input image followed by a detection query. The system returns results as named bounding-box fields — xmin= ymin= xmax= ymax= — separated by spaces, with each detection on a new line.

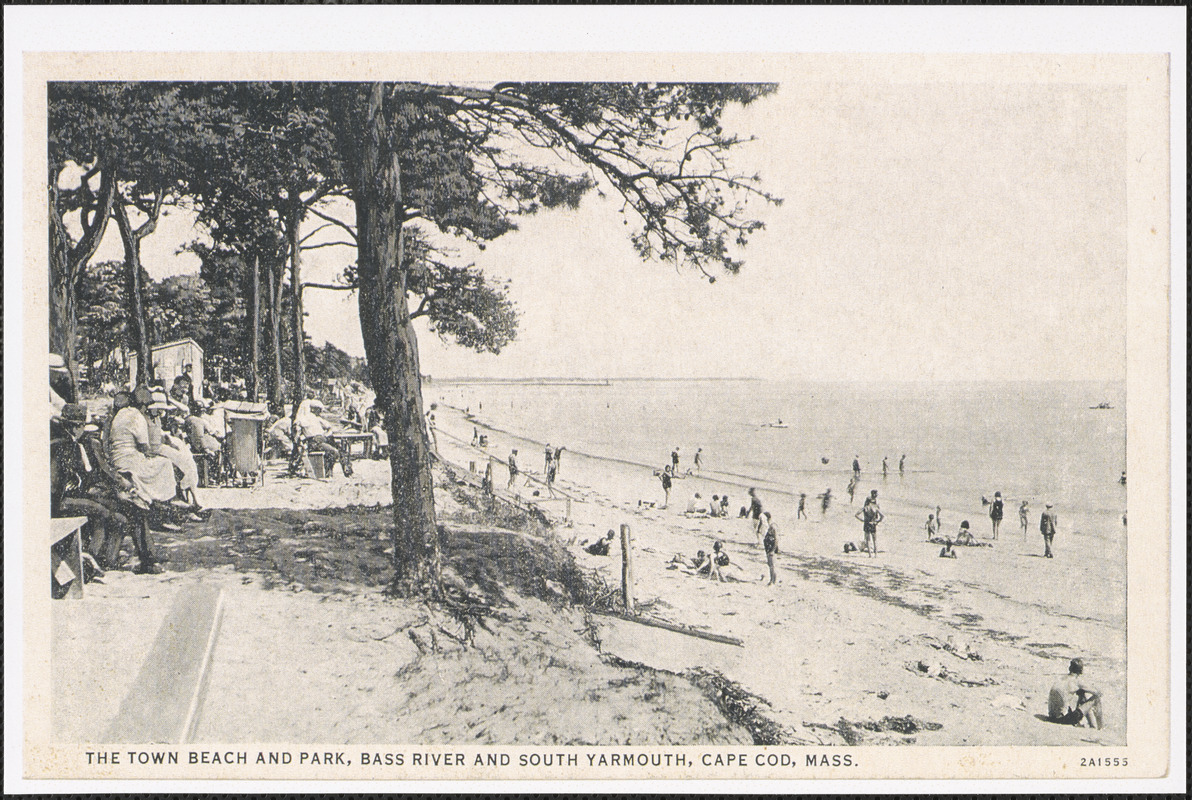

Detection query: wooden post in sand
xmin=620 ymin=523 xmax=634 ymax=612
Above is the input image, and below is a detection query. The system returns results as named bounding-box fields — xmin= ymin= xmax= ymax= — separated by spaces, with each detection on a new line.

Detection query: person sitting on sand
xmin=939 ymin=538 xmax=957 ymax=558
xmin=1047 ymin=658 xmax=1103 ymax=729
xmin=708 ymin=495 xmax=721 ymax=517
xmin=720 ymin=495 xmax=730 ymax=517
xmin=686 ymin=492 xmax=709 ymax=515
xmin=583 ymin=530 xmax=616 ymax=556
xmin=925 ymin=513 xmax=939 ymax=541
xmin=695 ymin=541 xmax=730 ymax=582
xmin=955 ymin=520 xmax=976 ymax=546
xmin=738 ymin=506 xmax=748 ymax=518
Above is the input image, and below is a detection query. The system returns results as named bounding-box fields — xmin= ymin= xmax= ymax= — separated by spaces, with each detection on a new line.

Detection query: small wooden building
xmin=128 ymin=338 xmax=204 ymax=400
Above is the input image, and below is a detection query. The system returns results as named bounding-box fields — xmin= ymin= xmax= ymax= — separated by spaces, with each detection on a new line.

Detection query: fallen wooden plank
xmin=593 ymin=609 xmax=744 ymax=647
xmin=103 ymin=584 xmax=225 ymax=744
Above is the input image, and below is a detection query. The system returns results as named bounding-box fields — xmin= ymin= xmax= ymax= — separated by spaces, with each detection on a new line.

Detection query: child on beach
xmin=955 ymin=520 xmax=976 ymax=546
xmin=694 ymin=448 xmax=703 ymax=471
xmin=797 ymin=493 xmax=807 ymax=519
xmin=939 ymin=539 xmax=957 ymax=558
xmin=1019 ymin=500 xmax=1030 ymax=538
xmin=846 ymin=477 xmax=857 ymax=504
xmin=820 ymin=487 xmax=832 ymax=515
xmin=925 ymin=513 xmax=939 ymax=541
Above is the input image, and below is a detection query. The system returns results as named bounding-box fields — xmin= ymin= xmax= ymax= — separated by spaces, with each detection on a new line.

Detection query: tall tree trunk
xmin=249 ymin=253 xmax=261 ymax=401
xmin=267 ymin=261 xmax=285 ymax=412
xmin=286 ymin=209 xmax=306 ymax=431
xmin=111 ymin=196 xmax=153 ymax=388
xmin=349 ymin=83 xmax=441 ymax=597
xmin=49 ymin=165 xmax=115 ymax=400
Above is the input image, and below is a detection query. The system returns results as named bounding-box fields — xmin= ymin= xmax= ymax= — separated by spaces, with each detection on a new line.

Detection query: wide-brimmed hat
xmin=49 ymin=353 xmax=68 ymax=372
xmin=149 ymin=390 xmax=172 ymax=411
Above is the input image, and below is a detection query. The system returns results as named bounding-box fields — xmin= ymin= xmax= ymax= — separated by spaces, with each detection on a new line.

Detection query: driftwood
xmin=594 ymin=609 xmax=743 ymax=647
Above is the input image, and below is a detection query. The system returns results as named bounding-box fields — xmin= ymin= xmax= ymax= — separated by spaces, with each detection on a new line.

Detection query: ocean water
xmin=429 ymin=379 xmax=1127 ymax=541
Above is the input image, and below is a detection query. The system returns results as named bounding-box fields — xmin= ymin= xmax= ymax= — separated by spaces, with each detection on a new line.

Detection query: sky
xmin=86 ymin=80 xmax=1127 ymax=383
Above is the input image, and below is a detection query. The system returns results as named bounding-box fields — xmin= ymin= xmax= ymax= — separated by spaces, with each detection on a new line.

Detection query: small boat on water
xmin=761 ymin=419 xmax=789 ymax=429
xmin=1089 ymin=402 xmax=1114 ymax=410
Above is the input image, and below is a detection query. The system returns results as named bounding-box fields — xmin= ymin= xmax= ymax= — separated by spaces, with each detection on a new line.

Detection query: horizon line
xmin=423 ymin=375 xmax=1126 ymax=384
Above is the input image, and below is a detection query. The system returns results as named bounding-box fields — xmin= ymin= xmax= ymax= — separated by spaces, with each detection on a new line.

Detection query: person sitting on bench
xmin=51 ymin=403 xmax=164 ymax=574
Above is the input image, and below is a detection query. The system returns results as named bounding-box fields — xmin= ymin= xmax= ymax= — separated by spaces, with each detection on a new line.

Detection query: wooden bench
xmin=103 ymin=584 xmax=225 ymax=743
xmin=50 ymin=516 xmax=88 ymax=599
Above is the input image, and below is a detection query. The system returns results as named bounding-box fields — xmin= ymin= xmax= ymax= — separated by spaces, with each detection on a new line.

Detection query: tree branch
xmin=306 ymin=204 xmax=358 ymax=243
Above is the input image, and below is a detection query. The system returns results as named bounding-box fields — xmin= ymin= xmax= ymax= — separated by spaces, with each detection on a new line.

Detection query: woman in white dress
xmin=107 ymin=387 xmax=178 ymax=503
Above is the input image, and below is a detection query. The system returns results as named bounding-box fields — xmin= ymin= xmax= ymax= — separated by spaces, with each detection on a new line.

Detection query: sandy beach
xmin=431 ymin=400 xmax=1126 ymax=746
xmin=50 ymin=397 xmax=1124 ymax=747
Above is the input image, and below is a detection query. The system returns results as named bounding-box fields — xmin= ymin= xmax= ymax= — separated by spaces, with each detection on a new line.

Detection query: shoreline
xmin=431 ymin=400 xmax=1126 ymax=745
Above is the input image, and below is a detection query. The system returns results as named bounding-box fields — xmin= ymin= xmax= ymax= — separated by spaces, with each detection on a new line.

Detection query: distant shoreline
xmin=424 ymin=376 xmax=1123 ymax=386
xmin=426 ymin=376 xmax=761 ymax=385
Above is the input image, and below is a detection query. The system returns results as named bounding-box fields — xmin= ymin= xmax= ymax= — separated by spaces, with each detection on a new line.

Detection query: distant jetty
xmin=427 ymin=377 xmax=612 ymax=387
xmin=1089 ymin=402 xmax=1115 ymax=410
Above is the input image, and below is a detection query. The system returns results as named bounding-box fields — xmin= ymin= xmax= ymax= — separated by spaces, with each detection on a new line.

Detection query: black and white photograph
xmin=6 ymin=6 xmax=1183 ymax=791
